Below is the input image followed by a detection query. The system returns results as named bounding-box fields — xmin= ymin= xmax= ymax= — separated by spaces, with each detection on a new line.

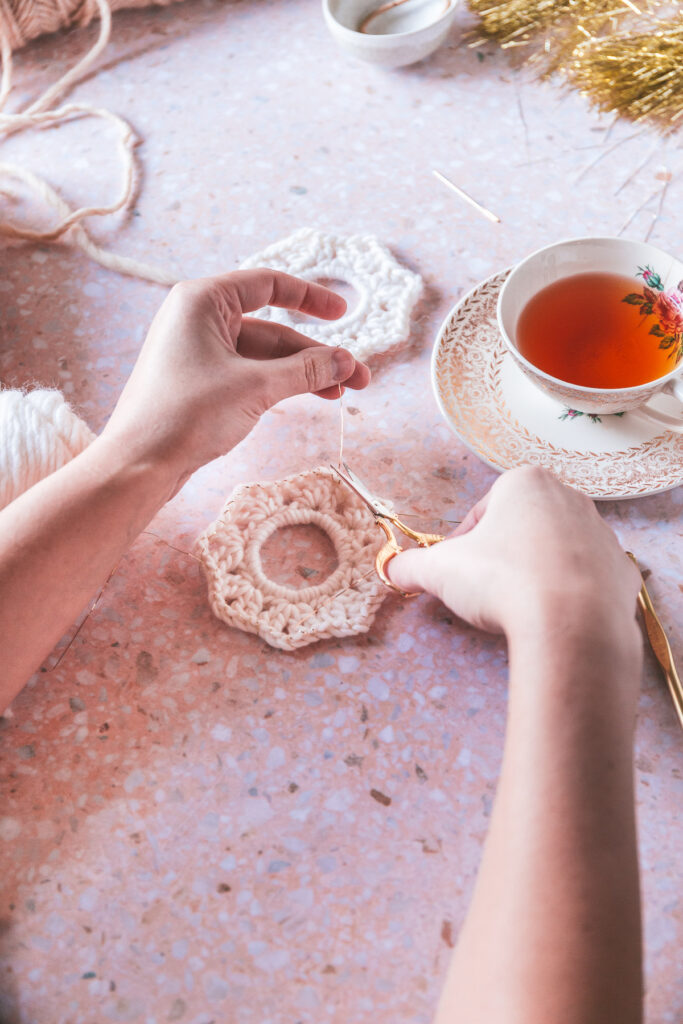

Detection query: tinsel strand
xmin=467 ymin=0 xmax=646 ymax=73
xmin=467 ymin=0 xmax=683 ymax=127
xmin=567 ymin=20 xmax=683 ymax=126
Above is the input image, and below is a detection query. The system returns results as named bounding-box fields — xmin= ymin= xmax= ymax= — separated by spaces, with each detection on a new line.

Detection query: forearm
xmin=0 ymin=433 xmax=180 ymax=709
xmin=436 ymin=605 xmax=643 ymax=1024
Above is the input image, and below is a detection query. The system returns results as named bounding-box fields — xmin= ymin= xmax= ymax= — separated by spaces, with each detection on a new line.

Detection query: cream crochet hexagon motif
xmin=240 ymin=227 xmax=422 ymax=362
xmin=195 ymin=467 xmax=388 ymax=650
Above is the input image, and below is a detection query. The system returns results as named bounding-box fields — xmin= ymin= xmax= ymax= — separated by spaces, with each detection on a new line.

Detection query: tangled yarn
xmin=240 ymin=228 xmax=423 ymax=362
xmin=195 ymin=466 xmax=388 ymax=650
xmin=0 ymin=0 xmax=181 ymax=50
xmin=0 ymin=0 xmax=177 ymax=284
xmin=0 ymin=387 xmax=94 ymax=510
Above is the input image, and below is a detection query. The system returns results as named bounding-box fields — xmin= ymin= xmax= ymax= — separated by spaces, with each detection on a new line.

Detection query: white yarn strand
xmin=0 ymin=161 xmax=177 ymax=284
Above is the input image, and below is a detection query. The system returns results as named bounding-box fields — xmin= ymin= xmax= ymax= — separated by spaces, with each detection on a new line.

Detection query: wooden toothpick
xmin=432 ymin=169 xmax=501 ymax=224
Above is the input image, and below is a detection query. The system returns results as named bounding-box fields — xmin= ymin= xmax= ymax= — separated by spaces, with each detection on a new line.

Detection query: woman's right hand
xmin=389 ymin=466 xmax=642 ymax=648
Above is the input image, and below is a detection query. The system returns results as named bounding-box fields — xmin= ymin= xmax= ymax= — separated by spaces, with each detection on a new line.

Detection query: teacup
xmin=497 ymin=237 xmax=683 ymax=428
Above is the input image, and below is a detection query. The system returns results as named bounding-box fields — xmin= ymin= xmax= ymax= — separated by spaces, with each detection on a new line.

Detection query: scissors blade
xmin=330 ymin=463 xmax=394 ymax=518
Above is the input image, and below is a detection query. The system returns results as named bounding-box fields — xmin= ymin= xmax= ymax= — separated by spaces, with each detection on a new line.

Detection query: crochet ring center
xmin=195 ymin=467 xmax=388 ymax=650
xmin=248 ymin=509 xmax=345 ymax=604
xmin=240 ymin=228 xmax=422 ymax=363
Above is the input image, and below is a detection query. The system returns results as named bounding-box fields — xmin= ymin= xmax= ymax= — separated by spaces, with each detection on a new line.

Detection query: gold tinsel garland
xmin=467 ymin=0 xmax=683 ymax=128
xmin=568 ymin=19 xmax=683 ymax=126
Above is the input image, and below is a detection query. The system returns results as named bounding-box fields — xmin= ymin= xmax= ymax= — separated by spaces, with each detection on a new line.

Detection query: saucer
xmin=431 ymin=269 xmax=683 ymax=500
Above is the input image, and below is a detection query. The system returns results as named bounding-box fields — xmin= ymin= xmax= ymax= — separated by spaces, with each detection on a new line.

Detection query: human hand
xmin=389 ymin=466 xmax=642 ymax=645
xmin=103 ymin=269 xmax=370 ymax=491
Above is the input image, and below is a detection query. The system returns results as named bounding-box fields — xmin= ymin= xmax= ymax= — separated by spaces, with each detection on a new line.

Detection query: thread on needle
xmin=49 ymin=562 xmax=119 ymax=671
xmin=395 ymin=511 xmax=462 ymax=525
xmin=338 ymin=384 xmax=345 ymax=469
xmin=141 ymin=529 xmax=202 ymax=561
xmin=290 ymin=567 xmax=378 ymax=637
xmin=46 ymin=531 xmax=201 ymax=673
xmin=334 ymin=380 xmax=460 ymax=527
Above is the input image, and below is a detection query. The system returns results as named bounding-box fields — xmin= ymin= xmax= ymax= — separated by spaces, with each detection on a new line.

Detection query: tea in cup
xmin=497 ymin=237 xmax=683 ymax=426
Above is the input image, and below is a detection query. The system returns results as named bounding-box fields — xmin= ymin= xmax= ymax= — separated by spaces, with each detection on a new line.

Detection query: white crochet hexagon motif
xmin=240 ymin=228 xmax=422 ymax=362
xmin=195 ymin=466 xmax=388 ymax=650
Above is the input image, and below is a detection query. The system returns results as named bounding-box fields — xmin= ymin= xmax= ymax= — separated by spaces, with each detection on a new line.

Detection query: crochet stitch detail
xmin=240 ymin=228 xmax=422 ymax=362
xmin=195 ymin=467 xmax=388 ymax=650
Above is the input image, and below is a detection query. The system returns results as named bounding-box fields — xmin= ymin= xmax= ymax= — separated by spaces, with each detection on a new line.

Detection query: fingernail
xmin=333 ymin=347 xmax=355 ymax=381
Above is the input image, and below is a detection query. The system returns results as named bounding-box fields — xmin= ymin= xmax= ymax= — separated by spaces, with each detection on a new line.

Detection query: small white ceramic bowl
xmin=322 ymin=0 xmax=458 ymax=68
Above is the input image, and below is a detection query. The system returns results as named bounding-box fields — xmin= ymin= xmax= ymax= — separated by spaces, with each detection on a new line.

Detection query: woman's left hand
xmin=103 ymin=269 xmax=370 ymax=492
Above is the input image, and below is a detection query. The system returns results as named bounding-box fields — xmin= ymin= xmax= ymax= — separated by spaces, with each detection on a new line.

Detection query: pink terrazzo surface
xmin=0 ymin=1 xmax=681 ymax=1021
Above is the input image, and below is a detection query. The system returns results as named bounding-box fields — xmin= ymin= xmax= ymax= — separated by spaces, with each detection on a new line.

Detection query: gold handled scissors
xmin=627 ymin=552 xmax=683 ymax=733
xmin=331 ymin=462 xmax=445 ymax=597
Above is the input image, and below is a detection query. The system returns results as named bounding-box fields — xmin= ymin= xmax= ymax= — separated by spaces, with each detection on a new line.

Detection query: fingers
xmin=263 ymin=345 xmax=369 ymax=405
xmin=388 ymin=486 xmax=493 ymax=597
xmin=237 ymin=318 xmax=320 ymax=360
xmin=387 ymin=548 xmax=428 ymax=595
xmin=220 ymin=269 xmax=347 ymax=320
xmin=237 ymin=319 xmax=371 ymax=392
xmin=387 ymin=542 xmax=451 ymax=598
xmin=450 ymin=487 xmax=493 ymax=538
xmin=316 ymin=384 xmax=347 ymax=400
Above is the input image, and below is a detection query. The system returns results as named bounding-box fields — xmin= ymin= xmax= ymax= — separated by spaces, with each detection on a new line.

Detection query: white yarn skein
xmin=0 ymin=388 xmax=95 ymax=511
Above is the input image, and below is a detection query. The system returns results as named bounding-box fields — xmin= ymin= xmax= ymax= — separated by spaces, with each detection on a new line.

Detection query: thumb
xmin=266 ymin=345 xmax=356 ymax=403
xmin=389 ymin=488 xmax=494 ymax=595
xmin=389 ymin=533 xmax=504 ymax=635
xmin=387 ymin=542 xmax=454 ymax=599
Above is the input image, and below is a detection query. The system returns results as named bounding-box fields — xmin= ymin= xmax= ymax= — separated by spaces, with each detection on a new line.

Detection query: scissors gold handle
xmin=331 ymin=463 xmax=445 ymax=598
xmin=375 ymin=516 xmax=444 ymax=597
xmin=627 ymin=552 xmax=683 ymax=732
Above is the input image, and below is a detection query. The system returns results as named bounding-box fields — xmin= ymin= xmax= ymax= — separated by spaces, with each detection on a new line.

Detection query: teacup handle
xmin=631 ymin=374 xmax=683 ymax=434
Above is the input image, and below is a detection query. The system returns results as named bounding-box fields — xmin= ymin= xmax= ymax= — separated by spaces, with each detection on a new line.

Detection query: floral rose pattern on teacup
xmin=623 ymin=265 xmax=683 ymax=363
xmin=559 ymin=408 xmax=625 ymax=425
xmin=653 ymin=290 xmax=683 ymax=337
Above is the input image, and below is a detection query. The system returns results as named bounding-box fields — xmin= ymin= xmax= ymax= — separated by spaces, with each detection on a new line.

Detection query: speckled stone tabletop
xmin=0 ymin=1 xmax=681 ymax=1021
